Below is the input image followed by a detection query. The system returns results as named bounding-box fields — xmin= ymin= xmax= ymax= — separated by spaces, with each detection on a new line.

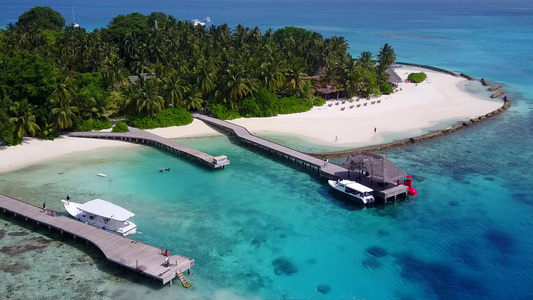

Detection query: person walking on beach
xmin=374 ymin=127 xmax=377 ymax=133
xmin=42 ymin=202 xmax=46 ymax=212
xmin=335 ymin=136 xmax=338 ymax=142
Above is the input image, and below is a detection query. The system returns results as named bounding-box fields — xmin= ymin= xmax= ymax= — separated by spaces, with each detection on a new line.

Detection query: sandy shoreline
xmin=0 ymin=67 xmax=503 ymax=173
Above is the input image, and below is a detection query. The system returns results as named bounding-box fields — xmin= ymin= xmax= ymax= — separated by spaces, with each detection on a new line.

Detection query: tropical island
xmin=0 ymin=6 xmax=503 ymax=171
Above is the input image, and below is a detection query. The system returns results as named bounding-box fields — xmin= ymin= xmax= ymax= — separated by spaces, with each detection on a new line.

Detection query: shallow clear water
xmin=1 ymin=0 xmax=533 ymax=299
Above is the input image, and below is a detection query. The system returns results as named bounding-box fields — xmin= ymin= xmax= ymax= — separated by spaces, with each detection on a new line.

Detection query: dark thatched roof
xmin=386 ymin=68 xmax=402 ymax=84
xmin=342 ymin=152 xmax=407 ymax=183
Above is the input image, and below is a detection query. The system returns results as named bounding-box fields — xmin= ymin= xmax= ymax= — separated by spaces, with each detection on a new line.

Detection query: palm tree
xmin=194 ymin=59 xmax=217 ymax=96
xmin=135 ymin=78 xmax=164 ymax=115
xmin=102 ymin=56 xmax=127 ymax=91
xmin=284 ymin=62 xmax=307 ymax=94
xmin=259 ymin=62 xmax=284 ymax=92
xmin=183 ymin=88 xmax=204 ymax=111
xmin=223 ymin=64 xmax=258 ymax=100
xmin=377 ymin=43 xmax=396 ymax=69
xmin=9 ymin=99 xmax=40 ymax=139
xmin=345 ymin=66 xmax=364 ymax=98
xmin=50 ymin=97 xmax=78 ymax=130
xmin=357 ymin=51 xmax=375 ymax=70
xmin=52 ymin=72 xmax=77 ymax=102
xmin=161 ymin=71 xmax=188 ymax=108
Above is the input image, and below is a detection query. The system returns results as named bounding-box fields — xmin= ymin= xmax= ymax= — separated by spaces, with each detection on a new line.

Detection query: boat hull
xmin=327 ymin=180 xmax=374 ymax=205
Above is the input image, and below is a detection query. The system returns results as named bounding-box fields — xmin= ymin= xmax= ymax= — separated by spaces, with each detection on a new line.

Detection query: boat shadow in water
xmin=318 ymin=188 xmax=368 ymax=211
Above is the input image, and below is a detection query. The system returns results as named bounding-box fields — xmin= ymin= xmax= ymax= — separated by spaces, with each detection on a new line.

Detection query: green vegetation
xmin=313 ymin=97 xmax=326 ymax=106
xmin=209 ymin=104 xmax=241 ymax=120
xmin=129 ymin=107 xmax=193 ymax=129
xmin=16 ymin=6 xmax=65 ymax=32
xmin=112 ymin=121 xmax=129 ymax=132
xmin=75 ymin=118 xmax=112 ymax=131
xmin=408 ymin=72 xmax=427 ymax=83
xmin=0 ymin=7 xmax=397 ymax=145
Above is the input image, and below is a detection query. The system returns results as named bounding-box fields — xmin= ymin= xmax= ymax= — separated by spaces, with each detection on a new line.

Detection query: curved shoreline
xmin=307 ymin=64 xmax=511 ymax=159
xmin=0 ymin=63 xmax=510 ymax=172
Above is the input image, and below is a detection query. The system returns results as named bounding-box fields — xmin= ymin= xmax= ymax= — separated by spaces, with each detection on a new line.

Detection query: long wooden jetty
xmin=192 ymin=113 xmax=408 ymax=200
xmin=0 ymin=194 xmax=194 ymax=286
xmin=69 ymin=127 xmax=229 ymax=169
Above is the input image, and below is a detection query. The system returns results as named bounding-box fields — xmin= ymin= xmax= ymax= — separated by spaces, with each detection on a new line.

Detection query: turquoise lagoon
xmin=1 ymin=0 xmax=533 ymax=299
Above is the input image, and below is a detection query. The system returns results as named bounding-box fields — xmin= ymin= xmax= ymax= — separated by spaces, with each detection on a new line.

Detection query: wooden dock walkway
xmin=192 ymin=113 xmax=408 ymax=200
xmin=0 ymin=194 xmax=194 ymax=286
xmin=69 ymin=127 xmax=229 ymax=169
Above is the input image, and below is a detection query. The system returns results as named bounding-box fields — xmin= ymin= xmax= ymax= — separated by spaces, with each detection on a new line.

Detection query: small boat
xmin=192 ymin=19 xmax=205 ymax=26
xmin=70 ymin=6 xmax=80 ymax=28
xmin=97 ymin=173 xmax=107 ymax=177
xmin=328 ymin=179 xmax=375 ymax=205
xmin=204 ymin=16 xmax=211 ymax=23
xmin=62 ymin=198 xmax=137 ymax=236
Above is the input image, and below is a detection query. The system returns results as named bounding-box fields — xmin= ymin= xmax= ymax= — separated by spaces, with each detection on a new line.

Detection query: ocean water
xmin=1 ymin=0 xmax=533 ymax=299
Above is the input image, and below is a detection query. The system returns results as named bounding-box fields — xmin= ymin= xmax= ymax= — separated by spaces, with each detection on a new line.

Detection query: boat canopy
xmin=340 ymin=180 xmax=373 ymax=193
xmin=78 ymin=199 xmax=135 ymax=221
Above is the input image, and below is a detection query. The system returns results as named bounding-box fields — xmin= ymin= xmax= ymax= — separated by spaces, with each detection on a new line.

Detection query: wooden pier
xmin=69 ymin=127 xmax=229 ymax=170
xmin=0 ymin=194 xmax=194 ymax=286
xmin=192 ymin=113 xmax=408 ymax=200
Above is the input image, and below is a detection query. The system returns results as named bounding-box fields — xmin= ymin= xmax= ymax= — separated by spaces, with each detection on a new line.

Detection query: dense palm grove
xmin=0 ymin=6 xmax=396 ymax=145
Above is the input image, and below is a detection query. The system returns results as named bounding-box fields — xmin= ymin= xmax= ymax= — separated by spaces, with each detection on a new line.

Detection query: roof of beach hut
xmin=342 ymin=152 xmax=406 ymax=183
xmin=386 ymin=68 xmax=402 ymax=84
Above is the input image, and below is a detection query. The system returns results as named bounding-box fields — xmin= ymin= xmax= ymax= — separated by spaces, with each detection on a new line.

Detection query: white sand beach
xmin=0 ymin=67 xmax=503 ymax=173
xmin=229 ymin=67 xmax=503 ymax=147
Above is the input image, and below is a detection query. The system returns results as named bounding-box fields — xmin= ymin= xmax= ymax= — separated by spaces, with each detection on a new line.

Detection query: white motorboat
xmin=62 ymin=198 xmax=137 ymax=236
xmin=71 ymin=7 xmax=80 ymax=28
xmin=328 ymin=179 xmax=375 ymax=205
xmin=192 ymin=19 xmax=205 ymax=26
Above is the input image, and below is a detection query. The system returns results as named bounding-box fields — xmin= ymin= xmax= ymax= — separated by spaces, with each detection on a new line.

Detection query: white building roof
xmin=78 ymin=199 xmax=135 ymax=221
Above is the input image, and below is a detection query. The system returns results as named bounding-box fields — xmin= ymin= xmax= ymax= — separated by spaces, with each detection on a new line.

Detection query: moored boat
xmin=62 ymin=198 xmax=137 ymax=236
xmin=328 ymin=179 xmax=375 ymax=205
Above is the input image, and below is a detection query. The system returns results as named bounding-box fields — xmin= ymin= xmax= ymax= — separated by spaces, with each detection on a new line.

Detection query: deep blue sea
xmin=1 ymin=1 xmax=533 ymax=299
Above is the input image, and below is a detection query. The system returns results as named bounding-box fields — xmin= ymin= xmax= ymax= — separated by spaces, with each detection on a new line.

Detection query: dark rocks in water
xmin=8 ymin=231 xmax=28 ymax=236
xmin=366 ymin=246 xmax=388 ymax=258
xmin=251 ymin=237 xmax=266 ymax=247
xmin=242 ymin=270 xmax=269 ymax=292
xmin=1 ymin=237 xmax=51 ymax=255
xmin=491 ymin=90 xmax=505 ymax=98
xmin=394 ymin=252 xmax=487 ymax=297
xmin=448 ymin=200 xmax=460 ymax=207
xmin=0 ymin=262 xmax=30 ymax=275
xmin=480 ymin=78 xmax=489 ymax=86
xmin=0 ymin=230 xmax=5 ymax=240
xmin=377 ymin=229 xmax=390 ymax=237
xmin=316 ymin=284 xmax=331 ymax=294
xmin=272 ymin=257 xmax=298 ymax=276
xmin=488 ymin=83 xmax=502 ymax=91
xmin=485 ymin=229 xmax=515 ymax=253
xmin=362 ymin=257 xmax=383 ymax=270
xmin=460 ymin=73 xmax=473 ymax=80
